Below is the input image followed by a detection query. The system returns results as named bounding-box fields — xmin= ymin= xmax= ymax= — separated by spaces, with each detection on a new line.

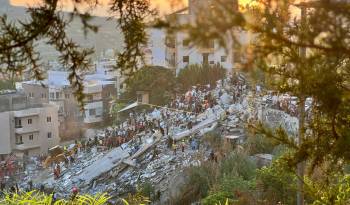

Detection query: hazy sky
xmin=10 ymin=0 xmax=187 ymax=16
xmin=10 ymin=0 xmax=253 ymax=16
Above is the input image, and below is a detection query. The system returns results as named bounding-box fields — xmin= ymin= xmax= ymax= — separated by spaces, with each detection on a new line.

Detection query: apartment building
xmin=0 ymin=91 xmax=59 ymax=158
xmin=19 ymin=69 xmax=118 ymax=139
xmin=93 ymin=58 xmax=126 ymax=97
xmin=164 ymin=0 xmax=245 ymax=75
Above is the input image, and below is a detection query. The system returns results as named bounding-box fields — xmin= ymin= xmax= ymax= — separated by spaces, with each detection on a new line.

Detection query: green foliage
xmin=203 ymin=175 xmax=255 ymax=205
xmin=257 ymin=159 xmax=297 ymax=205
xmin=203 ymin=131 xmax=224 ymax=150
xmin=165 ymin=0 xmax=350 ymax=180
xmin=0 ymin=191 xmax=110 ymax=205
xmin=123 ymin=66 xmax=176 ymax=105
xmin=310 ymin=174 xmax=350 ymax=205
xmin=202 ymin=191 xmax=232 ymax=205
xmin=122 ymin=192 xmax=150 ymax=205
xmin=138 ymin=181 xmax=155 ymax=200
xmin=110 ymin=101 xmax=126 ymax=125
xmin=244 ymin=134 xmax=277 ymax=155
xmin=0 ymin=80 xmax=16 ymax=90
xmin=177 ymin=63 xmax=226 ymax=91
xmin=178 ymin=151 xmax=256 ymax=204
xmin=219 ymin=152 xmax=256 ymax=181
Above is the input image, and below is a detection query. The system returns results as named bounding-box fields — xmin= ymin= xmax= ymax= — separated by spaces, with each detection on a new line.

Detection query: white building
xmin=47 ymin=71 xmax=117 ymax=127
xmin=93 ymin=58 xmax=126 ymax=96
xmin=0 ymin=92 xmax=59 ymax=158
xmin=163 ymin=0 xmax=246 ymax=75
xmin=18 ymin=69 xmax=118 ymax=140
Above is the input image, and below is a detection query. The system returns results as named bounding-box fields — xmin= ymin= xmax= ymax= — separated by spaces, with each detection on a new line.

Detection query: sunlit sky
xmin=10 ymin=0 xmax=254 ymax=16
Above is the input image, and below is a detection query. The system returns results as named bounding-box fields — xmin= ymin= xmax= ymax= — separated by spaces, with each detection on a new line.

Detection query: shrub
xmin=244 ymin=134 xmax=277 ymax=155
xmin=202 ymin=191 xmax=232 ymax=205
xmin=123 ymin=66 xmax=176 ymax=105
xmin=177 ymin=63 xmax=226 ymax=91
xmin=0 ymin=191 xmax=110 ymax=205
xmin=220 ymin=152 xmax=256 ymax=181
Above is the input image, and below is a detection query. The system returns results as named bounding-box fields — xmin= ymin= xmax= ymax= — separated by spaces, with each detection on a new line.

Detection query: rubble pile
xmin=17 ymin=74 xmax=304 ymax=203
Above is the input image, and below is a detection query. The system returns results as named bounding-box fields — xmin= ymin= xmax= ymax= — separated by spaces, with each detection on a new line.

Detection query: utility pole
xmin=297 ymin=5 xmax=307 ymax=205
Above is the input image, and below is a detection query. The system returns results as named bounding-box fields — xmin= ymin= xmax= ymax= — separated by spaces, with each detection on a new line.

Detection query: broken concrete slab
xmin=77 ymin=147 xmax=129 ymax=186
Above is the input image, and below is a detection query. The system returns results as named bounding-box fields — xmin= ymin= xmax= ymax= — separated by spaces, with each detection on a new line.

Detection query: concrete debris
xmin=15 ymin=74 xmax=304 ymax=203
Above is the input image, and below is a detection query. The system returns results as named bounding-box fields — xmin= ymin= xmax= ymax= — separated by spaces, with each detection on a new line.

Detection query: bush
xmin=256 ymin=159 xmax=297 ymax=205
xmin=175 ymin=151 xmax=256 ymax=205
xmin=202 ymin=191 xmax=232 ymax=205
xmin=177 ymin=63 xmax=226 ymax=91
xmin=0 ymin=191 xmax=110 ymax=205
xmin=244 ymin=134 xmax=277 ymax=155
xmin=175 ymin=163 xmax=219 ymax=204
xmin=123 ymin=66 xmax=176 ymax=105
xmin=220 ymin=152 xmax=256 ymax=181
xmin=203 ymin=131 xmax=224 ymax=150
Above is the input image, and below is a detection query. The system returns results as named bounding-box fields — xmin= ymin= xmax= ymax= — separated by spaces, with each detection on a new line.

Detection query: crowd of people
xmin=0 ymin=75 xmax=251 ymax=201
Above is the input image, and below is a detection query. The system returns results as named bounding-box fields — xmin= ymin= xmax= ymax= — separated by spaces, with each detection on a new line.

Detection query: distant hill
xmin=0 ymin=0 xmax=123 ymax=61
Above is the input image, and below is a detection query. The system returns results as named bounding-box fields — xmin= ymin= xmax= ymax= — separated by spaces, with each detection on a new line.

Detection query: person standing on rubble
xmin=51 ymin=191 xmax=58 ymax=205
xmin=0 ymin=181 xmax=5 ymax=198
xmin=210 ymin=150 xmax=215 ymax=161
xmin=181 ymin=140 xmax=186 ymax=153
xmin=160 ymin=126 xmax=165 ymax=136
xmin=71 ymin=187 xmax=79 ymax=201
xmin=54 ymin=163 xmax=60 ymax=179
xmin=187 ymin=120 xmax=193 ymax=130
xmin=167 ymin=136 xmax=173 ymax=149
xmin=172 ymin=141 xmax=177 ymax=155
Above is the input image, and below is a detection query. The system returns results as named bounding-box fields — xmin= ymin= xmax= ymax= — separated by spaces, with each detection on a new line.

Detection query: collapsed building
xmin=16 ymin=74 xmax=301 ymax=204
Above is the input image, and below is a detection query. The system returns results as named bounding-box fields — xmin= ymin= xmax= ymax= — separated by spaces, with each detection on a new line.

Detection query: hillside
xmin=0 ymin=0 xmax=123 ymax=61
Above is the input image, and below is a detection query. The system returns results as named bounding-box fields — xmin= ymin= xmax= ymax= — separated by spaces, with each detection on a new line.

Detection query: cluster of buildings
xmin=0 ymin=59 xmax=121 ymax=160
xmin=0 ymin=0 xmax=249 ymax=159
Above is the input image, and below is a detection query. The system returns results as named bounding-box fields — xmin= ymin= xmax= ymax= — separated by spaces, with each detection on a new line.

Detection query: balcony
xmin=84 ymin=83 xmax=102 ymax=94
xmin=83 ymin=116 xmax=103 ymax=124
xmin=13 ymin=109 xmax=39 ymax=118
xmin=15 ymin=128 xmax=39 ymax=135
xmin=15 ymin=143 xmax=40 ymax=151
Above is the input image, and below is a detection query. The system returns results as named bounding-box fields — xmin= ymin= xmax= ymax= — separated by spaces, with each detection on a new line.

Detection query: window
xmin=47 ymin=132 xmax=52 ymax=138
xmin=50 ymin=92 xmax=54 ymax=99
xmin=29 ymin=134 xmax=33 ymax=140
xmin=15 ymin=119 xmax=22 ymax=128
xmin=183 ymin=56 xmax=189 ymax=63
xmin=28 ymin=119 xmax=32 ymax=124
xmin=16 ymin=135 xmax=23 ymax=144
xmin=221 ymin=56 xmax=227 ymax=62
xmin=65 ymin=94 xmax=70 ymax=99
xmin=210 ymin=61 xmax=215 ymax=64
xmin=208 ymin=40 xmax=215 ymax=49
xmin=28 ymin=92 xmax=34 ymax=98
xmin=202 ymin=53 xmax=209 ymax=64
xmin=137 ymin=94 xmax=143 ymax=103
xmin=96 ymin=108 xmax=103 ymax=117
xmin=182 ymin=39 xmax=190 ymax=47
xmin=55 ymin=92 xmax=60 ymax=99
xmin=87 ymin=95 xmax=93 ymax=101
xmin=89 ymin=109 xmax=96 ymax=116
xmin=47 ymin=116 xmax=51 ymax=122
